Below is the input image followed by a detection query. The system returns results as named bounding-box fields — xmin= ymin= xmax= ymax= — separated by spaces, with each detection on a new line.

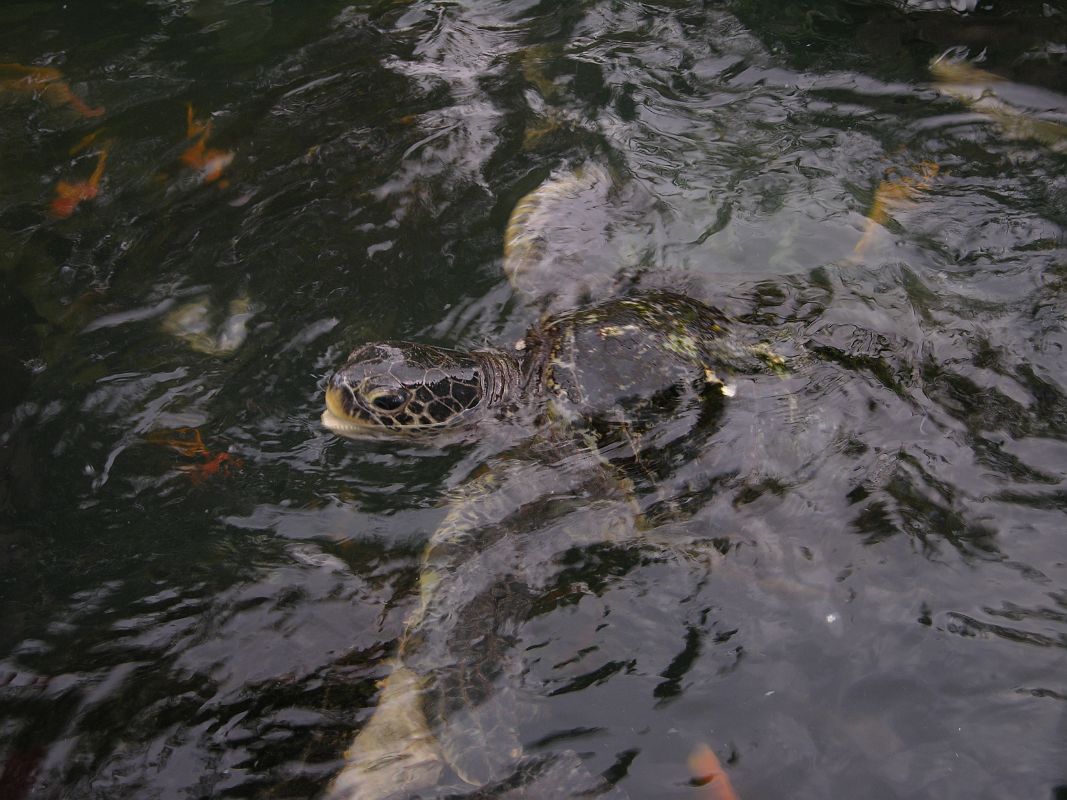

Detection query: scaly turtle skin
xmin=323 ymin=291 xmax=777 ymax=800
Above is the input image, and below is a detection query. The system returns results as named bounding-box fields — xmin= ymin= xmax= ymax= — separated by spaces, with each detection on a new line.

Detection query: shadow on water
xmin=1 ymin=0 xmax=1066 ymax=798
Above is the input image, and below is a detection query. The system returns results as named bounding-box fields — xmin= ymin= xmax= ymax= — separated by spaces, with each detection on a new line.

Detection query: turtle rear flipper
xmin=437 ymin=684 xmax=525 ymax=786
xmin=503 ymin=163 xmax=623 ymax=312
xmin=497 ymin=749 xmax=632 ymax=799
xmin=327 ymin=665 xmax=443 ymax=800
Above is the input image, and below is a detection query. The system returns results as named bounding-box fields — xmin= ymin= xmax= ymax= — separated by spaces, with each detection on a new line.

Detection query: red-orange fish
xmin=181 ymin=103 xmax=233 ymax=186
xmin=0 ymin=62 xmax=104 ymax=118
xmin=68 ymin=128 xmax=105 ymax=156
xmin=180 ymin=451 xmax=244 ymax=484
xmin=146 ymin=427 xmax=244 ymax=483
xmin=50 ymin=145 xmax=109 ymax=218
xmin=145 ymin=427 xmax=211 ymax=458
xmin=688 ymin=744 xmax=741 ymax=800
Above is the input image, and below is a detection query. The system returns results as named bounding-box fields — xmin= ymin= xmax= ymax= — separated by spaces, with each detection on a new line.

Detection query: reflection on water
xmin=1 ymin=0 xmax=1066 ymax=798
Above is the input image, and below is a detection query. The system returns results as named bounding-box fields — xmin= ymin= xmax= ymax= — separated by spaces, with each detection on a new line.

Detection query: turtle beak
xmin=322 ymin=384 xmax=369 ymax=435
xmin=324 ymin=385 xmax=350 ymax=421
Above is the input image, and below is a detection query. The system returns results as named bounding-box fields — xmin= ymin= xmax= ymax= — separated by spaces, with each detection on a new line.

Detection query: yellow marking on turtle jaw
xmin=323 ymin=387 xmax=377 ymax=435
xmin=325 ymin=385 xmax=358 ymax=424
xmin=323 ymin=385 xmax=465 ymax=436
xmin=322 ymin=407 xmax=362 ymax=434
xmin=324 ymin=386 xmax=389 ymax=435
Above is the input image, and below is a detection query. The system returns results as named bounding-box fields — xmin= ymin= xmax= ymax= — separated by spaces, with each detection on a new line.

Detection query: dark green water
xmin=1 ymin=1 xmax=1066 ymax=798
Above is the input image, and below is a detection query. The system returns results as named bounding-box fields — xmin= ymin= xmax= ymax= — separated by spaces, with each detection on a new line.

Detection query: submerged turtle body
xmin=324 ymin=291 xmax=777 ymax=800
xmin=322 ymin=158 xmax=784 ymax=800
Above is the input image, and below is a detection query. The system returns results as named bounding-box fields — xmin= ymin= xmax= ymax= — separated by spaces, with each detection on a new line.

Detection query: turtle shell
xmin=524 ymin=292 xmax=748 ymax=434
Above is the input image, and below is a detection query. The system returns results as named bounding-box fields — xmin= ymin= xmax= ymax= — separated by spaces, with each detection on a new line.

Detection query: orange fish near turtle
xmin=50 ymin=144 xmax=110 ymax=218
xmin=145 ymin=426 xmax=244 ymax=483
xmin=181 ymin=103 xmax=234 ymax=186
xmin=0 ymin=62 xmax=104 ymax=118
xmin=689 ymin=743 xmax=742 ymax=800
xmin=183 ymin=451 xmax=243 ymax=484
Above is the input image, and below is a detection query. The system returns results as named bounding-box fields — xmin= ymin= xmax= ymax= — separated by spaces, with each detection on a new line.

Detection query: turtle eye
xmin=369 ymin=388 xmax=409 ymax=412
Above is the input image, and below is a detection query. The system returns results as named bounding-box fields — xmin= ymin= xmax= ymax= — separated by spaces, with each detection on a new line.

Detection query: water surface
xmin=1 ymin=1 xmax=1066 ymax=798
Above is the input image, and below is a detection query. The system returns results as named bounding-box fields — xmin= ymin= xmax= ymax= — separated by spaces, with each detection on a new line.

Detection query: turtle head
xmin=323 ymin=342 xmax=518 ymax=436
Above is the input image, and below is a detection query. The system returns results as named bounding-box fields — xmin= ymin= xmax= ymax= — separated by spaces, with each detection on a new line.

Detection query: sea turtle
xmin=322 ymin=167 xmax=783 ymax=799
xmin=322 ymin=292 xmax=782 ymax=799
xmin=322 ymin=291 xmax=774 ymax=439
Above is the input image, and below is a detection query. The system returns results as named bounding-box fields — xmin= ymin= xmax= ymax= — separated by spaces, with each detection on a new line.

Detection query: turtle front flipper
xmin=400 ymin=468 xmax=533 ymax=788
xmin=331 ymin=453 xmax=641 ymax=798
xmin=429 ymin=578 xmax=530 ymax=786
xmin=327 ymin=664 xmax=443 ymax=800
xmin=416 ymin=461 xmax=644 ymax=790
xmin=328 ymin=465 xmax=541 ymax=798
xmin=503 ymin=163 xmax=622 ymax=312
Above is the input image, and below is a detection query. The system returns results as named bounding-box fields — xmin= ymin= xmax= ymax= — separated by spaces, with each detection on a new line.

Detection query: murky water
xmin=1 ymin=1 xmax=1066 ymax=798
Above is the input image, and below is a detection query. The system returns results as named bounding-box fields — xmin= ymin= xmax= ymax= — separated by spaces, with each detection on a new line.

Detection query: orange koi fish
xmin=0 ymin=62 xmax=104 ymax=118
xmin=146 ymin=426 xmax=245 ymax=483
xmin=689 ymin=744 xmax=741 ymax=800
xmin=180 ymin=451 xmax=244 ymax=484
xmin=853 ymin=160 xmax=940 ymax=257
xmin=145 ymin=427 xmax=211 ymax=458
xmin=50 ymin=145 xmax=109 ymax=218
xmin=181 ymin=103 xmax=234 ymax=186
xmin=69 ymin=128 xmax=105 ymax=156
